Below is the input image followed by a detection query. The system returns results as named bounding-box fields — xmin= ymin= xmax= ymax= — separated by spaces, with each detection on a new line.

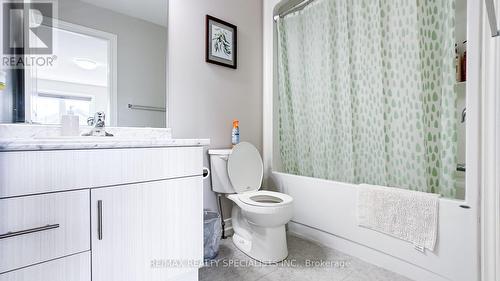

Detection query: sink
xmin=29 ymin=136 xmax=163 ymax=143
xmin=34 ymin=136 xmax=113 ymax=140
xmin=0 ymin=125 xmax=185 ymax=151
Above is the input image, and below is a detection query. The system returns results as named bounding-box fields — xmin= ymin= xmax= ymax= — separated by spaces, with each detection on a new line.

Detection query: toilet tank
xmin=208 ymin=149 xmax=234 ymax=193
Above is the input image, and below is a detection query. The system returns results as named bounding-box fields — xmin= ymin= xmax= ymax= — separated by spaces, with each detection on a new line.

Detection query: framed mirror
xmin=0 ymin=0 xmax=168 ymax=128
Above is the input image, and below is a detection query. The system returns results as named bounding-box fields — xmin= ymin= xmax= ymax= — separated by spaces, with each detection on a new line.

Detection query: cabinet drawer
xmin=0 ymin=147 xmax=203 ymax=198
xmin=0 ymin=190 xmax=90 ymax=273
xmin=0 ymin=252 xmax=90 ymax=281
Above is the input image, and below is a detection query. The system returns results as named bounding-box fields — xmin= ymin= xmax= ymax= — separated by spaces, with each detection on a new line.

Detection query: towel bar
xmin=127 ymin=104 xmax=166 ymax=112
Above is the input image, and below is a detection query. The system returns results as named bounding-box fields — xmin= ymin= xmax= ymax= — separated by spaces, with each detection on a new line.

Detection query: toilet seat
xmin=226 ymin=142 xmax=293 ymax=210
xmin=237 ymin=190 xmax=293 ymax=207
xmin=227 ymin=142 xmax=264 ymax=194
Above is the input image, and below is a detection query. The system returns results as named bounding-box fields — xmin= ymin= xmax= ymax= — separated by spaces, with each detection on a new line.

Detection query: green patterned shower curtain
xmin=277 ymin=0 xmax=458 ymax=197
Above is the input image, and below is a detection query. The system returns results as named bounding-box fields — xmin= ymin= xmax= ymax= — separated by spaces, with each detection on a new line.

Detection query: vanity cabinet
xmin=0 ymin=190 xmax=90 ymax=273
xmin=0 ymin=252 xmax=91 ymax=281
xmin=91 ymin=177 xmax=203 ymax=281
xmin=0 ymin=147 xmax=203 ymax=198
xmin=0 ymin=145 xmax=205 ymax=281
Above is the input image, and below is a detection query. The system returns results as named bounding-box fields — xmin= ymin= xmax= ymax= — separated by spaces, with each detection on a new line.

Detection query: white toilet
xmin=208 ymin=142 xmax=293 ymax=263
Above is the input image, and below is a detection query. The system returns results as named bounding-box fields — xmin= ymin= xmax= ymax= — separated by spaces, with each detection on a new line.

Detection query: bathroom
xmin=0 ymin=0 xmax=499 ymax=281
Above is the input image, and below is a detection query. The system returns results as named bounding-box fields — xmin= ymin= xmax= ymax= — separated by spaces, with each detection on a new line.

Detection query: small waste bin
xmin=203 ymin=210 xmax=222 ymax=260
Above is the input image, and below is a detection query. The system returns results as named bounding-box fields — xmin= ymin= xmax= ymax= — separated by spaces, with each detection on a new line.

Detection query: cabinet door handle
xmin=97 ymin=200 xmax=103 ymax=240
xmin=0 ymin=224 xmax=60 ymax=240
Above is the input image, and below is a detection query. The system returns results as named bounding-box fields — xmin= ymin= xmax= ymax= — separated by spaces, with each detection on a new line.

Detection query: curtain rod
xmin=274 ymin=0 xmax=316 ymax=21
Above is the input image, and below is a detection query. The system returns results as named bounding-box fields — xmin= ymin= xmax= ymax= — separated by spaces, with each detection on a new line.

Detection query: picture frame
xmin=205 ymin=15 xmax=237 ymax=69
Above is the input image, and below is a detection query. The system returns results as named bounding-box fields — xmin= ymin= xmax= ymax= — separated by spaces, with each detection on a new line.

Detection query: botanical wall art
xmin=206 ymin=15 xmax=237 ymax=69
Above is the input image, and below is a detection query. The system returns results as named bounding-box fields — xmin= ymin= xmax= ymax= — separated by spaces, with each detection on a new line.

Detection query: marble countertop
xmin=0 ymin=137 xmax=210 ymax=151
xmin=0 ymin=124 xmax=210 ymax=151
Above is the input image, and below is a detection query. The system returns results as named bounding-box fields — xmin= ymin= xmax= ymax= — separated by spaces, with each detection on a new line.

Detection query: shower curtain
xmin=277 ymin=0 xmax=458 ymax=197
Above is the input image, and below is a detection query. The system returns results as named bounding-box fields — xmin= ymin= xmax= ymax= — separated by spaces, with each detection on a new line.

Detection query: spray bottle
xmin=231 ymin=119 xmax=240 ymax=147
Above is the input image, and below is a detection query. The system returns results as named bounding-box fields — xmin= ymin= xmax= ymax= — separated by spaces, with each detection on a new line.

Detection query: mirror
xmin=0 ymin=0 xmax=168 ymax=127
xmin=455 ymin=0 xmax=467 ymax=199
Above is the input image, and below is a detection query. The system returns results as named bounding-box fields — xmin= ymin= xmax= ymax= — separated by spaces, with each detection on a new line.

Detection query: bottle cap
xmin=233 ymin=119 xmax=239 ymax=127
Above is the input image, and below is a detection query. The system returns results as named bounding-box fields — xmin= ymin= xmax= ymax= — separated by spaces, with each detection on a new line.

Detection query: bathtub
xmin=271 ymin=172 xmax=478 ymax=281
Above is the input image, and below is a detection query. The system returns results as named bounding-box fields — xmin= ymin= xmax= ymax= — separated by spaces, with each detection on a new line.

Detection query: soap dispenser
xmin=61 ymin=107 xmax=80 ymax=136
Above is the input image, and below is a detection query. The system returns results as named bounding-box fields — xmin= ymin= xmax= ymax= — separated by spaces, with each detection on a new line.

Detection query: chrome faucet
xmin=83 ymin=112 xmax=113 ymax=136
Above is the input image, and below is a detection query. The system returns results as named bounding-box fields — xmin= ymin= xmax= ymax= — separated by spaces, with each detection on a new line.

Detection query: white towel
xmin=357 ymin=184 xmax=440 ymax=251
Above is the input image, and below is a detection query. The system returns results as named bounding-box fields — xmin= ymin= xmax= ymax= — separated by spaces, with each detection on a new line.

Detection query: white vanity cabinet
xmin=0 ymin=253 xmax=91 ymax=281
xmin=90 ymin=177 xmax=203 ymax=281
xmin=0 ymin=190 xmax=90 ymax=274
xmin=0 ymin=145 xmax=206 ymax=281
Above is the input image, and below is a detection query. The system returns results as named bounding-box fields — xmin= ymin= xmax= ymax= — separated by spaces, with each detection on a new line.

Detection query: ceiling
xmin=80 ymin=0 xmax=167 ymax=27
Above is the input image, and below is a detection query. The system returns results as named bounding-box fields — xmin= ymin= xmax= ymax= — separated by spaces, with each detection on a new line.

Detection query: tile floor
xmin=199 ymin=234 xmax=413 ymax=281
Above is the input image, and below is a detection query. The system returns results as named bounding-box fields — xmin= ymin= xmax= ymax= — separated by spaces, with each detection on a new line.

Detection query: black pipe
xmin=217 ymin=194 xmax=227 ymax=239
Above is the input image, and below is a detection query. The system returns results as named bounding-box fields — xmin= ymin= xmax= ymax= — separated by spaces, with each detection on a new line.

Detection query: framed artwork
xmin=206 ymin=15 xmax=237 ymax=69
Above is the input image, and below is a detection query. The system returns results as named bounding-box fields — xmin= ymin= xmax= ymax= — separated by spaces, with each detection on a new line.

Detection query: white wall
xmin=58 ymin=0 xmax=167 ymax=128
xmin=168 ymin=0 xmax=263 ymax=212
xmin=481 ymin=1 xmax=500 ymax=278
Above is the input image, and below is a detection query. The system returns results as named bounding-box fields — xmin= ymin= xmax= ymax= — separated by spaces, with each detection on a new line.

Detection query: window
xmin=32 ymin=92 xmax=92 ymax=125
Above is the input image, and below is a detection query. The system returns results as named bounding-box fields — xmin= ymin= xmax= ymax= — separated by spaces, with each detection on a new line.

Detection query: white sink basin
xmin=34 ymin=136 xmax=115 ymax=141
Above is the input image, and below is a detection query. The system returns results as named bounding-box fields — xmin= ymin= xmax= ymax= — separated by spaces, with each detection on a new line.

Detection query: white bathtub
xmin=271 ymin=172 xmax=478 ymax=281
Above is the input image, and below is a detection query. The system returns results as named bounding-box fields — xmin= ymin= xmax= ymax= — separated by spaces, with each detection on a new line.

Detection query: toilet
xmin=208 ymin=142 xmax=293 ymax=263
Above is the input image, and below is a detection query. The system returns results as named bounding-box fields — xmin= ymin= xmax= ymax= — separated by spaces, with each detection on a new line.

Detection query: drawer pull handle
xmin=0 ymin=224 xmax=60 ymax=240
xmin=97 ymin=200 xmax=103 ymax=240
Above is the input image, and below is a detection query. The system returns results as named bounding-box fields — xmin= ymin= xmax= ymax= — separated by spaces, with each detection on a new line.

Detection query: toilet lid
xmin=227 ymin=142 xmax=263 ymax=194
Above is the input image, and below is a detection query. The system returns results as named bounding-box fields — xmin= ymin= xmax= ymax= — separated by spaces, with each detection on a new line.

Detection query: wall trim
xmin=262 ymin=0 xmax=281 ymax=187
xmin=165 ymin=0 xmax=171 ymax=128
xmin=480 ymin=0 xmax=500 ymax=279
xmin=287 ymin=222 xmax=449 ymax=281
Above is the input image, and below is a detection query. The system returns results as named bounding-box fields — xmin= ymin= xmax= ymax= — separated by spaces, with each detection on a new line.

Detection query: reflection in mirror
xmin=0 ymin=0 xmax=168 ymax=128
xmin=455 ymin=0 xmax=467 ymax=200
xmin=31 ymin=23 xmax=113 ymax=125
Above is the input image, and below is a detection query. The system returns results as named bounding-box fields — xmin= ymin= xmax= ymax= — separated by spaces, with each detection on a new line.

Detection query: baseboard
xmin=287 ymin=221 xmax=450 ymax=281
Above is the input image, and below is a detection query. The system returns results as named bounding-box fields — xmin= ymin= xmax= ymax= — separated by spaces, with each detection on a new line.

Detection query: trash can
xmin=203 ymin=210 xmax=222 ymax=260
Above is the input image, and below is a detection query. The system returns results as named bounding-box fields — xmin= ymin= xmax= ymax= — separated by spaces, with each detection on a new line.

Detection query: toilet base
xmin=231 ymin=207 xmax=288 ymax=263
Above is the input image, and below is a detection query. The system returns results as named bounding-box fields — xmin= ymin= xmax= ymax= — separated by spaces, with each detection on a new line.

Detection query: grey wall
xmin=59 ymin=0 xmax=167 ymax=127
xmin=168 ymin=0 xmax=263 ymax=215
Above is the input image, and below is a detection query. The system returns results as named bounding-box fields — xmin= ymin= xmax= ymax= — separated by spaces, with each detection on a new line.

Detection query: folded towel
xmin=357 ymin=184 xmax=440 ymax=251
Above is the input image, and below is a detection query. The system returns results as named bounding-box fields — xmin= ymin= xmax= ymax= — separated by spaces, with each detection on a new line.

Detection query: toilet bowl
xmin=208 ymin=142 xmax=294 ymax=263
